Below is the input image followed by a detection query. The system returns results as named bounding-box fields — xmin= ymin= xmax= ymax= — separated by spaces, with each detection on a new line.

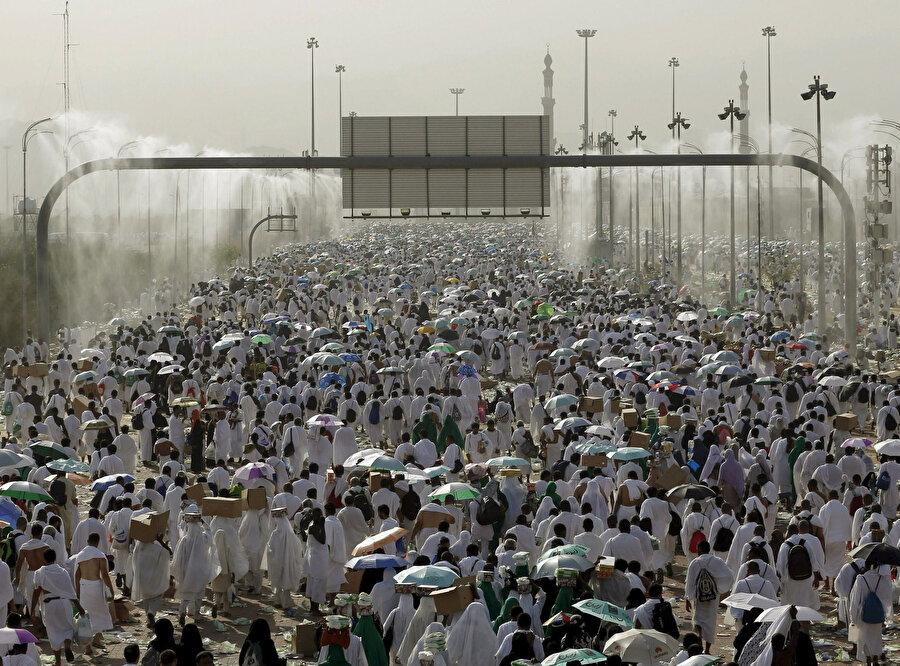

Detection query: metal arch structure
xmin=248 ymin=212 xmax=298 ymax=265
xmin=35 ymin=153 xmax=857 ymax=347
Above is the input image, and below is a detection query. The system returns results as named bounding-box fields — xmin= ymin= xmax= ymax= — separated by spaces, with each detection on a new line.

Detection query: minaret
xmin=542 ymin=47 xmax=556 ymax=151
xmin=738 ymin=65 xmax=751 ymax=153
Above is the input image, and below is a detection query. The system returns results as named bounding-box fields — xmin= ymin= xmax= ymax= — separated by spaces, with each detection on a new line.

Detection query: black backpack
xmin=346 ymin=408 xmax=357 ymax=424
xmin=520 ymin=438 xmax=540 ymax=459
xmin=785 ymin=382 xmax=799 ymax=403
xmin=887 ymin=412 xmax=898 ymax=432
xmin=352 ymin=493 xmax=374 ymax=522
xmin=491 ymin=344 xmax=501 ymax=360
xmin=787 ymin=539 xmax=813 ymax=580
xmin=712 ymin=525 xmax=735 ymax=553
xmin=858 ymin=386 xmax=870 ymax=403
xmin=475 ymin=495 xmax=503 ymax=526
xmin=356 ymin=389 xmax=366 ymax=405
xmin=668 ymin=509 xmax=683 ymax=537
xmin=400 ymin=489 xmax=421 ymax=521
xmin=651 ymin=600 xmax=680 ymax=639
xmin=306 ymin=395 xmax=318 ymax=411
xmin=0 ymin=532 xmax=19 ymax=569
xmin=132 ymin=411 xmax=144 ymax=430
xmin=392 ymin=404 xmax=404 ymax=421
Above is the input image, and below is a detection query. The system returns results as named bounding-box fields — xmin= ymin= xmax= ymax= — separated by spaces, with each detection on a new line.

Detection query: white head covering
xmin=397 ymin=595 xmax=438 ymax=665
xmin=445 ymin=601 xmax=498 ymax=666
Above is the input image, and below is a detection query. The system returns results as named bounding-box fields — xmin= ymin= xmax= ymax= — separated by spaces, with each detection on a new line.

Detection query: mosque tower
xmin=738 ymin=65 xmax=751 ymax=154
xmin=541 ymin=47 xmax=556 ymax=151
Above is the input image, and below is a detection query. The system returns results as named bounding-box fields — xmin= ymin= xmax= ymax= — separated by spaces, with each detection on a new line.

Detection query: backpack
xmin=887 ymin=412 xmax=898 ymax=432
xmin=400 ymin=489 xmax=421 ymax=521
xmin=861 ymin=578 xmax=886 ymax=624
xmin=140 ymin=647 xmax=161 ymax=666
xmin=519 ymin=439 xmax=540 ymax=459
xmin=306 ymin=395 xmax=318 ymax=411
xmin=132 ymin=411 xmax=144 ymax=431
xmin=356 ymin=389 xmax=366 ymax=405
xmin=392 ymin=404 xmax=404 ymax=421
xmin=712 ymin=525 xmax=735 ymax=553
xmin=787 ymin=539 xmax=813 ymax=580
xmin=849 ymin=494 xmax=865 ymax=516
xmin=476 ymin=495 xmax=504 ymax=526
xmin=651 ymin=600 xmax=680 ymax=639
xmin=243 ymin=641 xmax=265 ymax=666
xmin=688 ymin=530 xmax=706 ymax=554
xmin=352 ymin=493 xmax=374 ymax=522
xmin=876 ymin=469 xmax=891 ymax=491
xmin=346 ymin=407 xmax=357 ymax=424
xmin=858 ymin=385 xmax=870 ymax=403
xmin=283 ymin=436 xmax=296 ymax=458
xmin=491 ymin=344 xmax=501 ymax=360
xmin=451 ymin=404 xmax=462 ymax=422
xmin=0 ymin=533 xmax=18 ymax=569
xmin=785 ymin=382 xmax=799 ymax=403
xmin=695 ymin=568 xmax=718 ymax=603
xmin=368 ymin=402 xmax=381 ymax=425
xmin=668 ymin=510 xmax=683 ymax=537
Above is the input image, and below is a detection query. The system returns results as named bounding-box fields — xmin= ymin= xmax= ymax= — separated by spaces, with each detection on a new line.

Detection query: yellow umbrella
xmin=417 ymin=325 xmax=436 ymax=334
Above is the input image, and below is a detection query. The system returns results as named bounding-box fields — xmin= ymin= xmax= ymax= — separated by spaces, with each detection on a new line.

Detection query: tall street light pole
xmin=668 ymin=57 xmax=679 ymax=130
xmin=801 ymin=75 xmax=836 ymax=335
xmin=577 ymin=29 xmax=597 ymax=153
xmin=450 ymin=88 xmax=465 ymax=116
xmin=627 ymin=125 xmax=647 ymax=273
xmin=668 ymin=111 xmax=690 ymax=285
xmin=21 ymin=117 xmax=53 ymax=342
xmin=762 ymin=26 xmax=776 ymax=240
xmin=307 ymin=37 xmax=319 ymax=156
xmin=335 ymin=65 xmax=346 ymax=130
xmin=718 ymin=100 xmax=747 ymax=307
xmin=608 ymin=110 xmax=617 ymax=262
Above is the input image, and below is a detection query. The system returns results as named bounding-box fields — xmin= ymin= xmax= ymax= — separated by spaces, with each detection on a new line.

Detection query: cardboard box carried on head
xmin=621 ymin=408 xmax=639 ymax=429
xmin=184 ymin=483 xmax=212 ymax=502
xmin=201 ymin=497 xmax=242 ymax=518
xmin=430 ymin=576 xmax=476 ymax=615
xmin=242 ymin=487 xmax=268 ymax=511
xmin=129 ymin=510 xmax=169 ymax=543
xmin=834 ymin=413 xmax=857 ymax=432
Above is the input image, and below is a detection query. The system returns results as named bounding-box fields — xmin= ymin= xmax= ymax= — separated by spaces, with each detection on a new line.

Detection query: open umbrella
xmin=429 ymin=482 xmax=480 ymax=502
xmin=376 ymin=367 xmax=404 ymax=376
xmin=609 ymin=447 xmax=651 ymax=461
xmin=80 ymin=419 xmax=112 ymax=431
xmin=0 ymin=451 xmax=26 ymax=468
xmin=544 ymin=394 xmax=579 ymax=412
xmin=250 ymin=334 xmax=274 ymax=345
xmin=572 ymin=598 xmax=634 ymax=627
xmin=850 ymin=542 xmax=900 ymax=566
xmin=666 ymin=484 xmax=716 ymax=502
xmin=346 ymin=554 xmax=409 ymax=570
xmin=46 ymin=459 xmax=91 ymax=474
xmin=456 ymin=364 xmax=478 ymax=377
xmin=351 ymin=527 xmax=408 ymax=556
xmin=90 ymin=474 xmax=135 ymax=492
xmin=29 ymin=442 xmax=73 ymax=461
xmin=0 ymin=628 xmax=39 ymax=644
xmin=874 ymin=439 xmax=900 ymax=456
xmin=318 ymin=372 xmax=347 ymax=389
xmin=554 ymin=416 xmax=591 ymax=432
xmin=170 ymin=397 xmax=200 ymax=408
xmin=539 ymin=544 xmax=591 ymax=561
xmin=394 ymin=565 xmax=459 ymax=588
xmin=158 ymin=364 xmax=185 ymax=375
xmin=541 ymin=649 xmax=607 ymax=666
xmin=603 ymin=629 xmax=679 ymax=663
xmin=721 ymin=592 xmax=780 ymax=611
xmin=843 ymin=437 xmax=872 ymax=449
xmin=73 ymin=370 xmax=97 ymax=384
xmin=0 ymin=481 xmax=52 ymax=502
xmin=147 ymin=352 xmax=174 ymax=363
xmin=485 ymin=456 xmax=531 ymax=469
xmin=306 ymin=414 xmax=344 ymax=428
xmin=234 ymin=462 xmax=275 ymax=484
xmin=533 ymin=554 xmax=594 ymax=579
xmin=756 ymin=605 xmax=823 ymax=623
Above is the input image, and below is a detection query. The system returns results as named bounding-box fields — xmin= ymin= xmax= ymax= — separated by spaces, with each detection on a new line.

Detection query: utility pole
xmin=577 ymin=30 xmax=597 ymax=153
xmin=307 ymin=37 xmax=319 ymax=156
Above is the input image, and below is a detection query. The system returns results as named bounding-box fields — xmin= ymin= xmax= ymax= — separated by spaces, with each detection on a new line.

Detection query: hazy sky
xmin=3 ymin=0 xmax=900 ymax=169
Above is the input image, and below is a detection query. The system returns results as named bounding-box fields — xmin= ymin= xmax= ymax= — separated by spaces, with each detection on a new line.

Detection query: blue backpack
xmin=876 ymin=469 xmax=891 ymax=491
xmin=861 ymin=578 xmax=886 ymax=623
xmin=368 ymin=401 xmax=381 ymax=425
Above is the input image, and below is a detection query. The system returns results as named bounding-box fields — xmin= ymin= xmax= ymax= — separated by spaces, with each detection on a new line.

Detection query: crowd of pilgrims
xmin=1 ymin=222 xmax=900 ymax=666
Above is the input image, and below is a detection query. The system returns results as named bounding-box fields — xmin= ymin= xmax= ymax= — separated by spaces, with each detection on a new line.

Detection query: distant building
xmin=542 ymin=48 xmax=556 ymax=151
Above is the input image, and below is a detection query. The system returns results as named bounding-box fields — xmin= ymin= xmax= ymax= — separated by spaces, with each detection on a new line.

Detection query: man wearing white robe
xmin=819 ymin=490 xmax=852 ymax=592
xmin=74 ymin=534 xmax=115 ymax=653
xmin=0 ymin=559 xmax=13 ymax=628
xmin=130 ymin=537 xmax=171 ymax=628
xmin=324 ymin=504 xmax=348 ymax=596
xmin=31 ymin=550 xmax=84 ymax=666
xmin=266 ymin=508 xmax=304 ymax=609
xmin=775 ymin=521 xmax=825 ymax=609
xmin=848 ymin=563 xmax=893 ymax=664
xmin=684 ymin=540 xmax=734 ymax=652
xmin=171 ymin=514 xmax=214 ymax=625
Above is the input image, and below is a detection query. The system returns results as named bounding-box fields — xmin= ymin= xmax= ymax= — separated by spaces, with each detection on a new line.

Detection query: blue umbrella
xmin=318 ymin=372 xmax=347 ymax=389
xmin=90 ymin=474 xmax=135 ymax=492
xmin=339 ymin=353 xmax=362 ymax=362
xmin=0 ymin=498 xmax=24 ymax=526
xmin=346 ymin=554 xmax=409 ymax=570
xmin=457 ymin=364 xmax=478 ymax=377
xmin=770 ymin=331 xmax=790 ymax=342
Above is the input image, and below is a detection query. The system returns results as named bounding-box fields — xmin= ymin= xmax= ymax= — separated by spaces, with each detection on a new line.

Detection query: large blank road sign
xmin=340 ymin=115 xmax=550 ymax=217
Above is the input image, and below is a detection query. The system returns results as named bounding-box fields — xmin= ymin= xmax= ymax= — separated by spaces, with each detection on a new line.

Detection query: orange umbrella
xmin=351 ymin=527 xmax=408 ymax=556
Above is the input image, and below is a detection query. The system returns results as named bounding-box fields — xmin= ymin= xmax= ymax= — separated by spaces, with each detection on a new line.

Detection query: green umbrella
xmin=376 ymin=366 xmax=404 ymax=376
xmin=450 ymin=317 xmax=470 ymax=326
xmin=541 ymin=649 xmax=607 ymax=666
xmin=507 ymin=330 xmax=529 ymax=341
xmin=531 ymin=313 xmax=550 ymax=321
xmin=538 ymin=544 xmax=591 ymax=561
xmin=428 ymin=482 xmax=480 ymax=502
xmin=609 ymin=447 xmax=651 ymax=461
xmin=321 ymin=342 xmax=345 ymax=352
xmin=574 ymin=440 xmax=616 ymax=455
xmin=434 ymin=317 xmax=450 ymax=330
xmin=428 ymin=343 xmax=456 ymax=354
xmin=46 ymin=459 xmax=91 ymax=474
xmin=754 ymin=376 xmax=781 ymax=385
xmin=377 ymin=307 xmax=395 ymax=317
xmin=251 ymin=334 xmax=274 ymax=344
xmin=549 ymin=348 xmax=577 ymax=359
xmin=536 ymin=303 xmax=555 ymax=316
xmin=573 ymin=598 xmax=635 ymax=627
xmin=485 ymin=456 xmax=531 ymax=468
xmin=30 ymin=442 xmax=73 ymax=461
xmin=393 ymin=565 xmax=459 ymax=588
xmin=0 ymin=481 xmax=52 ymax=502
xmin=514 ymin=299 xmax=533 ymax=310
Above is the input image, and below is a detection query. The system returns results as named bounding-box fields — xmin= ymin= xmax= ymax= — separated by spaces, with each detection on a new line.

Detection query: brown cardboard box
xmin=430 ymin=580 xmax=475 ymax=615
xmin=292 ymin=622 xmax=318 ymax=657
xmin=130 ymin=510 xmax=169 ymax=543
xmin=184 ymin=483 xmax=211 ymax=502
xmin=630 ymin=431 xmax=651 ymax=449
xmin=661 ymin=413 xmax=682 ymax=430
xmin=579 ymin=396 xmax=604 ymax=414
xmin=652 ymin=465 xmax=688 ymax=491
xmin=340 ymin=568 xmax=364 ymax=593
xmin=76 ymin=359 xmax=93 ymax=371
xmin=621 ymin=408 xmax=639 ymax=429
xmin=758 ymin=348 xmax=776 ymax=362
xmin=835 ymin=413 xmax=857 ymax=431
xmin=108 ymin=598 xmax=134 ymax=624
xmin=418 ymin=509 xmax=455 ymax=529
xmin=242 ymin=487 xmax=268 ymax=510
xmin=201 ymin=497 xmax=242 ymax=518
xmin=369 ymin=472 xmax=383 ymax=492
xmin=72 ymin=396 xmax=91 ymax=418
xmin=581 ymin=454 xmax=608 ymax=468
xmin=17 ymin=363 xmax=49 ymax=379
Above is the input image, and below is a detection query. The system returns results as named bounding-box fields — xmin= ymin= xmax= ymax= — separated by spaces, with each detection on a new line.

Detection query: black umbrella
xmin=726 ymin=375 xmax=753 ymax=391
xmin=838 ymin=381 xmax=861 ymax=403
xmin=666 ymin=483 xmax=717 ymax=502
xmin=851 ymin=542 xmax=900 ymax=566
xmin=437 ymin=329 xmax=459 ymax=341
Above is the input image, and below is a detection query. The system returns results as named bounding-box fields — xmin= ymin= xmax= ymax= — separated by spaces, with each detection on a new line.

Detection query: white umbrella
xmin=189 ymin=296 xmax=205 ymax=307
xmin=875 ymin=439 xmax=900 ymax=456
xmin=817 ymin=375 xmax=847 ymax=388
xmin=597 ymin=356 xmax=627 ymax=370
xmin=676 ymin=311 xmax=698 ymax=322
xmin=603 ymin=628 xmax=680 ymax=663
xmin=572 ymin=338 xmax=600 ymax=351
xmin=756 ymin=604 xmax=823 ymax=623
xmin=481 ymin=328 xmax=502 ymax=340
xmin=721 ymin=592 xmax=780 ymax=610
